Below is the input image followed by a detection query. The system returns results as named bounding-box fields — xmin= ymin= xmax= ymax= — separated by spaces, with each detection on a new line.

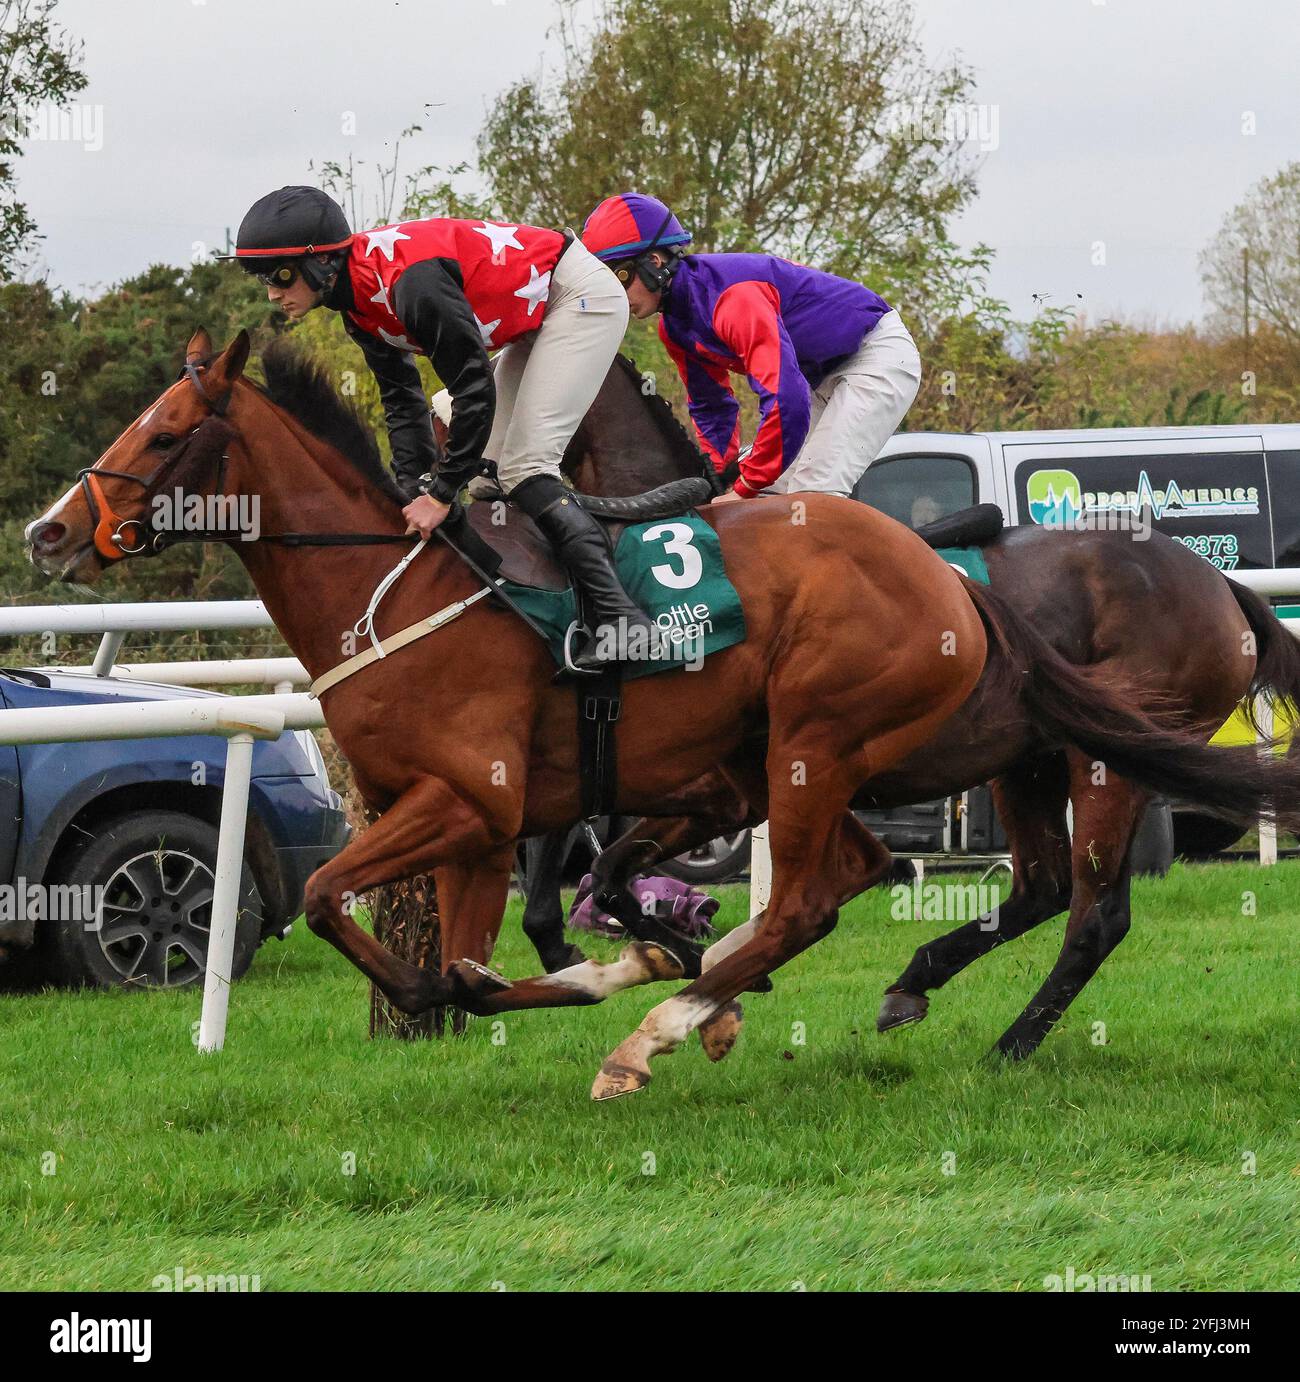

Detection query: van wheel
xmin=46 ymin=810 xmax=262 ymax=991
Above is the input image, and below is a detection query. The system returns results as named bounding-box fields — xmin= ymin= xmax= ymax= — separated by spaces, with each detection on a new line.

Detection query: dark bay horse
xmin=25 ymin=331 xmax=1300 ymax=1100
xmin=530 ymin=353 xmax=1300 ymax=1069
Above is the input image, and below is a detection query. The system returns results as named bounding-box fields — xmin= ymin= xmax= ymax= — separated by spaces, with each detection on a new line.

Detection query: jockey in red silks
xmin=225 ymin=185 xmax=661 ymax=669
xmin=582 ymin=192 xmax=922 ymax=505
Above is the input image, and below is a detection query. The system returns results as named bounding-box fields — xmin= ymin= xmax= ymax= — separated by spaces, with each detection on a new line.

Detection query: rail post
xmin=1255 ymin=693 xmax=1278 ymax=867
xmin=196 ymin=708 xmax=289 ymax=1053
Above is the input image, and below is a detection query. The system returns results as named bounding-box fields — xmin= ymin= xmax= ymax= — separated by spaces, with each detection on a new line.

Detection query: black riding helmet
xmin=221 ymin=186 xmax=353 ymax=291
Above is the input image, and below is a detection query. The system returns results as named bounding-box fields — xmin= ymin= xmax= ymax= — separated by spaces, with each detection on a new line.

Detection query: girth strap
xmin=578 ymin=666 xmax=623 ymax=820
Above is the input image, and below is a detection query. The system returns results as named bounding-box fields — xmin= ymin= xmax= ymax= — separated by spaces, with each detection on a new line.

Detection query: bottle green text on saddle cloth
xmin=500 ymin=512 xmax=747 ymax=678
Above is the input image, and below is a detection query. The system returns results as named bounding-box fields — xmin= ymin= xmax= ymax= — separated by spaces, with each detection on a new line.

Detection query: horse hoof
xmin=591 ymin=1061 xmax=650 ymax=1101
xmin=698 ymin=1001 xmax=743 ymax=1062
xmin=624 ymin=942 xmax=685 ymax=983
xmin=877 ymin=990 xmax=928 ymax=1032
xmin=450 ymin=958 xmax=512 ymax=998
xmin=591 ymin=1032 xmax=653 ymax=1100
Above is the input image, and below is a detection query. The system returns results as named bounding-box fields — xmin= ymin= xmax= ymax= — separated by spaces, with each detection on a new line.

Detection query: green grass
xmin=1 ymin=862 xmax=1296 ymax=1291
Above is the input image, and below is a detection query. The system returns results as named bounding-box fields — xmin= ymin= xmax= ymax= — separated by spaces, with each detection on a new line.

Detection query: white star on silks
xmin=364 ymin=225 xmax=412 ymax=260
xmin=474 ymin=312 xmax=502 ymax=348
xmin=369 ymin=268 xmax=393 ymax=313
xmin=472 ymin=221 xmax=524 ymax=257
xmin=514 ymin=264 xmax=552 ymax=317
xmin=378 ymin=326 xmax=417 ymax=351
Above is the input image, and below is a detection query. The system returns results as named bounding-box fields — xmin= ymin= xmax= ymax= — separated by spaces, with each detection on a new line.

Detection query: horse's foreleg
xmin=592 ymin=800 xmax=892 ymax=1100
xmin=434 ymin=845 xmax=514 ymax=977
xmin=302 ymin=777 xmax=515 ymax=1015
xmin=462 ymin=940 xmax=687 ymax=1016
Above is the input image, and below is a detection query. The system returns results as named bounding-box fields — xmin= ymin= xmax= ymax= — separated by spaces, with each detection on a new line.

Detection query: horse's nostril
xmin=29 ymin=519 xmax=65 ymax=549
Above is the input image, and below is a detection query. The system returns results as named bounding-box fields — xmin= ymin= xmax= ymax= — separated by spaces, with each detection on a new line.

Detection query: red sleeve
xmin=711 ymin=280 xmax=811 ymax=497
xmin=658 ymin=318 xmax=740 ymax=471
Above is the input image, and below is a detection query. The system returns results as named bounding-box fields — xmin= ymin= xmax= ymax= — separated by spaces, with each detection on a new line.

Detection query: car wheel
xmin=46 ymin=810 xmax=262 ymax=991
xmin=658 ymin=830 xmax=752 ymax=886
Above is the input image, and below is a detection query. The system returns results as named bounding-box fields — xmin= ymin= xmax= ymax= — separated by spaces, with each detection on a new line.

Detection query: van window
xmin=854 ymin=454 xmax=976 ymax=530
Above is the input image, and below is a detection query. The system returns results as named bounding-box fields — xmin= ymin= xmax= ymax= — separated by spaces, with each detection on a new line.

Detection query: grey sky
xmin=16 ymin=0 xmax=1300 ymax=328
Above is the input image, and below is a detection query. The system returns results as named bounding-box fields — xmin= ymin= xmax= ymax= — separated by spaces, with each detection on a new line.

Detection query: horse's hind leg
xmin=993 ymin=751 xmax=1146 ymax=1060
xmin=878 ymin=753 xmax=1073 ymax=1031
xmin=592 ymin=797 xmax=893 ymax=1099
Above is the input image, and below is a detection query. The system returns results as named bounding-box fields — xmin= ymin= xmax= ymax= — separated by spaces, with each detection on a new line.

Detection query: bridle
xmin=75 ymin=358 xmax=415 ymax=562
xmin=77 ymin=361 xmax=236 ymax=562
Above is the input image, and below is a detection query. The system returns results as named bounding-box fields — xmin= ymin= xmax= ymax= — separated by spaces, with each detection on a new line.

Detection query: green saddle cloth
xmin=934 ymin=545 xmax=990 ymax=584
xmin=500 ymin=513 xmax=747 ymax=678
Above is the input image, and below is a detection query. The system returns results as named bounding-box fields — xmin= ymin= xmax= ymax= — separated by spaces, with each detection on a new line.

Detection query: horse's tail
xmin=1224 ymin=578 xmax=1300 ymax=738
xmin=962 ymin=577 xmax=1300 ymax=830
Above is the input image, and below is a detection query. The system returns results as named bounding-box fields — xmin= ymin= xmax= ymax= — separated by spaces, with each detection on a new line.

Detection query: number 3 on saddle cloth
xmin=446 ymin=493 xmax=746 ymax=818
xmin=505 ymin=512 xmax=746 ymax=674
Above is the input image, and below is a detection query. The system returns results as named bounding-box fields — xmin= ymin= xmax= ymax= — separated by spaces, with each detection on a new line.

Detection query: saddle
xmin=454 ymin=476 xmax=715 ymax=591
xmin=913 ymin=502 xmax=1004 ymax=549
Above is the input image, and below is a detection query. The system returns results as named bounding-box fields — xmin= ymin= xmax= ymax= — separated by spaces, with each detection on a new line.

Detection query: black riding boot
xmin=510 ymin=474 xmax=664 ymax=672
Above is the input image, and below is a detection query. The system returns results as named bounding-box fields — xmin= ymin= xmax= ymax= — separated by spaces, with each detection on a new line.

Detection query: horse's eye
xmin=153 ymin=433 xmax=177 ymax=449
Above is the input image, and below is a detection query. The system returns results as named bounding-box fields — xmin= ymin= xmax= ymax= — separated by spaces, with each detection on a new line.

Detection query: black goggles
xmin=244 ymin=260 xmax=301 ymax=288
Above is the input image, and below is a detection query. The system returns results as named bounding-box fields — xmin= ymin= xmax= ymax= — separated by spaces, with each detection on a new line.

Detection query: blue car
xmin=0 ymin=666 xmax=350 ymax=990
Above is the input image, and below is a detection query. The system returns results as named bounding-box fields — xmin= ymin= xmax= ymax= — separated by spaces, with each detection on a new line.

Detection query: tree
xmin=0 ymin=262 xmax=271 ymax=613
xmin=1200 ymin=161 xmax=1300 ymax=350
xmin=0 ymin=0 xmax=86 ymax=280
xmin=478 ymin=0 xmax=978 ymax=276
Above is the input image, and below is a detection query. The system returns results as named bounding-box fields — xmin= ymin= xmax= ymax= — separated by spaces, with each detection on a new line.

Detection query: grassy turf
xmin=1 ymin=862 xmax=1296 ymax=1292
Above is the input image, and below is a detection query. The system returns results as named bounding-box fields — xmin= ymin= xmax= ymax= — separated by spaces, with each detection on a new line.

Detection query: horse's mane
xmin=253 ymin=337 xmax=408 ymax=508
xmin=606 ymin=353 xmax=711 ymax=472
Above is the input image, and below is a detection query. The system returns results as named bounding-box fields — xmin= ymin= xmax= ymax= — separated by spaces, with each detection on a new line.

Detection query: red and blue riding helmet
xmin=582 ymin=193 xmax=691 ymax=293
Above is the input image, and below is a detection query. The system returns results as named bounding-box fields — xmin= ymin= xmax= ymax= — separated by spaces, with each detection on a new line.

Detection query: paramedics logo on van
xmin=1026 ymin=467 xmax=1260 ymax=526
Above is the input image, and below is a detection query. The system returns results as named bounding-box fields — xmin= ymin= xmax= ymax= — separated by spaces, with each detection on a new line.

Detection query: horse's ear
xmin=210 ymin=330 xmax=251 ymax=387
xmin=186 ymin=327 xmax=213 ymax=363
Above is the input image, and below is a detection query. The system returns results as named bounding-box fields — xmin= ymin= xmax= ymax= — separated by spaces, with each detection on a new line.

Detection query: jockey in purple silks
xmin=582 ymin=192 xmax=922 ymax=505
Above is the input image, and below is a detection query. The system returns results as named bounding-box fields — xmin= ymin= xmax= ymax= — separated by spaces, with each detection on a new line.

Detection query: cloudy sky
xmin=16 ymin=0 xmax=1299 ymax=328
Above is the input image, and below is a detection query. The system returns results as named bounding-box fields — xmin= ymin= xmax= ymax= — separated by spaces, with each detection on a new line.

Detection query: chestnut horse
xmin=25 ymin=331 xmax=1300 ymax=1099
